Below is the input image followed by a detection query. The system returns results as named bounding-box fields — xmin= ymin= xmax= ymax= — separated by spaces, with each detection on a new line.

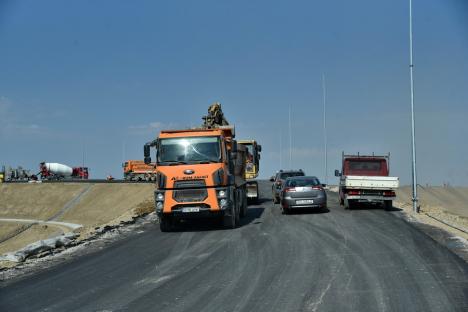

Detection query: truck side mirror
xmin=258 ymin=145 xmax=262 ymax=152
xmin=229 ymin=140 xmax=238 ymax=160
xmin=269 ymin=176 xmax=275 ymax=182
xmin=334 ymin=169 xmax=341 ymax=177
xmin=144 ymin=144 xmax=151 ymax=165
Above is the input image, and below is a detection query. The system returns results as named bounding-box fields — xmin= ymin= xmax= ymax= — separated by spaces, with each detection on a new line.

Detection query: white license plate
xmin=182 ymin=207 xmax=200 ymax=213
xmin=296 ymin=199 xmax=314 ymax=205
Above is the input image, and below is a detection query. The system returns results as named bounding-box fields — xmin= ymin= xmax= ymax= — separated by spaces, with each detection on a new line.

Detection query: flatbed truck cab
xmin=144 ymin=126 xmax=247 ymax=231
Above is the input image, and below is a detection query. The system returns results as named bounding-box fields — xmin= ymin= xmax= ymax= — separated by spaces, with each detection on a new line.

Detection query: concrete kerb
xmin=0 ymin=233 xmax=79 ymax=263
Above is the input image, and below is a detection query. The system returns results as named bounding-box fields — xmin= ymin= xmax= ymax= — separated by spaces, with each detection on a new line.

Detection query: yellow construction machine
xmin=238 ymin=140 xmax=262 ymax=203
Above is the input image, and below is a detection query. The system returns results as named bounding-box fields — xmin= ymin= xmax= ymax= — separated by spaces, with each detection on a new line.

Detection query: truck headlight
xmin=217 ymin=190 xmax=227 ymax=198
xmin=156 ymin=193 xmax=164 ymax=201
xmin=220 ymin=199 xmax=228 ymax=208
xmin=156 ymin=201 xmax=163 ymax=211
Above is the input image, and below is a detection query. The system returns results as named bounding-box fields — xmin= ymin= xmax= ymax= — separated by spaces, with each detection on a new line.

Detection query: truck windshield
xmin=158 ymin=136 xmax=221 ymax=164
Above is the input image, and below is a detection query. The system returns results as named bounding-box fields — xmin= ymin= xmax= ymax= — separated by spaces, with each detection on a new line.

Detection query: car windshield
xmin=286 ymin=178 xmax=320 ymax=187
xmin=158 ymin=136 xmax=221 ymax=164
xmin=280 ymin=172 xmax=304 ymax=180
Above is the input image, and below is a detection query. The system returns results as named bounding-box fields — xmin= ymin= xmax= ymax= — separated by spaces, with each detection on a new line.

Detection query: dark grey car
xmin=280 ymin=176 xmax=327 ymax=214
xmin=270 ymin=170 xmax=305 ymax=203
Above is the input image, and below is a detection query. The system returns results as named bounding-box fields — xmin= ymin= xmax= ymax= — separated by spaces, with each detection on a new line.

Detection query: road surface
xmin=1 ymin=181 xmax=467 ymax=311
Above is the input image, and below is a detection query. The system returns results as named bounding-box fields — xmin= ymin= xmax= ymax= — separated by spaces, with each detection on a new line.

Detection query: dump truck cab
xmin=145 ymin=126 xmax=247 ymax=231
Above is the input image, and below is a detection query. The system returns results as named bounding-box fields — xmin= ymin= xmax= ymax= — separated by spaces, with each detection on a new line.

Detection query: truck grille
xmin=173 ymin=180 xmax=208 ymax=202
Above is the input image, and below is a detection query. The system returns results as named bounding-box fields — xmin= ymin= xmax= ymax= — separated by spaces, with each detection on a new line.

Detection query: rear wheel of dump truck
xmin=240 ymin=187 xmax=248 ymax=218
xmin=384 ymin=200 xmax=393 ymax=211
xmin=159 ymin=215 xmax=173 ymax=232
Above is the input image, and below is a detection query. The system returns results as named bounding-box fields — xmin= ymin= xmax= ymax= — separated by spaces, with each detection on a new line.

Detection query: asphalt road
xmin=1 ymin=181 xmax=468 ymax=312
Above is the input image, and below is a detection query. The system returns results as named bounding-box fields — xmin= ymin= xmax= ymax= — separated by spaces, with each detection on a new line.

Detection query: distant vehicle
xmin=280 ymin=176 xmax=327 ymax=214
xmin=40 ymin=162 xmax=89 ymax=180
xmin=335 ymin=152 xmax=399 ymax=210
xmin=2 ymin=165 xmax=32 ymax=182
xmin=270 ymin=169 xmax=305 ymax=204
xmin=122 ymin=160 xmax=157 ymax=181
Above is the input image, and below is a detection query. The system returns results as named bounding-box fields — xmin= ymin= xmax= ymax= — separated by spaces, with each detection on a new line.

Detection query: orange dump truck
xmin=144 ymin=125 xmax=247 ymax=231
xmin=122 ymin=160 xmax=157 ymax=181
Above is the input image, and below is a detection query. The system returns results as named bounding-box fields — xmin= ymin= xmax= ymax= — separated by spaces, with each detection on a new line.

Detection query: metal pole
xmin=289 ymin=104 xmax=292 ymax=169
xmin=280 ymin=128 xmax=283 ymax=169
xmin=322 ymin=74 xmax=328 ymax=185
xmin=409 ymin=0 xmax=419 ymax=213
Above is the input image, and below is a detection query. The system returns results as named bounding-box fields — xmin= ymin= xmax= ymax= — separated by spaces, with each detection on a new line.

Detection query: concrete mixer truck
xmin=39 ymin=162 xmax=89 ymax=180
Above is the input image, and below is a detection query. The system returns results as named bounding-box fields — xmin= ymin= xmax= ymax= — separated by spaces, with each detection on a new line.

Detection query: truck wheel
xmin=159 ymin=215 xmax=173 ymax=232
xmin=345 ymin=199 xmax=355 ymax=210
xmin=240 ymin=188 xmax=248 ymax=218
xmin=223 ymin=205 xmax=237 ymax=229
xmin=384 ymin=200 xmax=393 ymax=211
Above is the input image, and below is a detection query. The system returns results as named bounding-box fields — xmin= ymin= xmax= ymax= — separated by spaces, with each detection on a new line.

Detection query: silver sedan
xmin=280 ymin=176 xmax=327 ymax=214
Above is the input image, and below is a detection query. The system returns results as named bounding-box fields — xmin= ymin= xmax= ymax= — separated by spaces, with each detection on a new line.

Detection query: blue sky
xmin=0 ymin=0 xmax=467 ymax=185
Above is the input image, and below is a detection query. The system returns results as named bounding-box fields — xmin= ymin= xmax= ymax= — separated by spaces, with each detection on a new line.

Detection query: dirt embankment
xmin=0 ymin=183 xmax=155 ymax=256
xmin=396 ymin=186 xmax=468 ymax=238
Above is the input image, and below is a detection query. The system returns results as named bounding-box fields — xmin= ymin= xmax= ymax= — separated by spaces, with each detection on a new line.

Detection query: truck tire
xmin=159 ymin=215 xmax=173 ymax=232
xmin=345 ymin=199 xmax=356 ymax=210
xmin=384 ymin=200 xmax=393 ymax=211
xmin=223 ymin=207 xmax=236 ymax=229
xmin=240 ymin=187 xmax=248 ymax=218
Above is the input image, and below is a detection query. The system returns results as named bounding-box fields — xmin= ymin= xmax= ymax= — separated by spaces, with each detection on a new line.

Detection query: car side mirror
xmin=269 ymin=176 xmax=275 ymax=182
xmin=322 ymin=184 xmax=327 ymax=187
xmin=334 ymin=169 xmax=341 ymax=177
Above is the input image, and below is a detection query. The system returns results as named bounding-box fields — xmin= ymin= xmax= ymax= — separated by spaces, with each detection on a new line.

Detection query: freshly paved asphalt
xmin=1 ymin=181 xmax=467 ymax=311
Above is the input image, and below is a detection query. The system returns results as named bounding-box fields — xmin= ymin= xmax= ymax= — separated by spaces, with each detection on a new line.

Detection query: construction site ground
xmin=395 ymin=186 xmax=468 ymax=240
xmin=0 ymin=183 xmax=154 ymax=267
xmin=0 ymin=183 xmax=467 ymax=269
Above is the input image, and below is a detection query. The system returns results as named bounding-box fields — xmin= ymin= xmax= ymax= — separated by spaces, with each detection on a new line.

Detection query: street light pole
xmin=322 ymin=74 xmax=328 ymax=186
xmin=289 ymin=104 xmax=292 ymax=169
xmin=409 ymin=0 xmax=419 ymax=213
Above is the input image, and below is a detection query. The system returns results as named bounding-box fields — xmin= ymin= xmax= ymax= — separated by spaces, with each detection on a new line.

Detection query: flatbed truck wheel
xmin=384 ymin=200 xmax=393 ymax=211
